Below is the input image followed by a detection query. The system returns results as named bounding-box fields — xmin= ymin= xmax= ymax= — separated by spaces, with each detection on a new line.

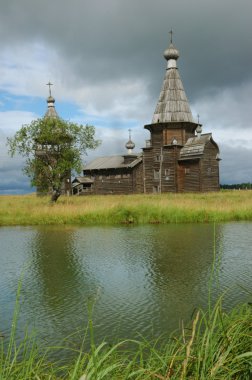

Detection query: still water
xmin=0 ymin=223 xmax=251 ymax=350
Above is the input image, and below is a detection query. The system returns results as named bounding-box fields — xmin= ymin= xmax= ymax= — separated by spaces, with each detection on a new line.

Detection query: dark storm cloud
xmin=220 ymin=144 xmax=252 ymax=184
xmin=0 ymin=0 xmax=251 ymax=102
xmin=0 ymin=148 xmax=31 ymax=195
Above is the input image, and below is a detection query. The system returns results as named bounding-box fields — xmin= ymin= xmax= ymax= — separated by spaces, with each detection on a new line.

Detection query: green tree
xmin=7 ymin=117 xmax=100 ymax=202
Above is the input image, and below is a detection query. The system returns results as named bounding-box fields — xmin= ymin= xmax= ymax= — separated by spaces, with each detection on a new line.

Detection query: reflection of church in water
xmin=73 ymin=35 xmax=221 ymax=195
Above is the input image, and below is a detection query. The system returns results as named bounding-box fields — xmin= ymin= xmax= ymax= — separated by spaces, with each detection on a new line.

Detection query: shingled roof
xmin=72 ymin=176 xmax=94 ymax=184
xmin=152 ymin=41 xmax=195 ymax=124
xmin=84 ymin=154 xmax=142 ymax=170
xmin=179 ymin=133 xmax=215 ymax=160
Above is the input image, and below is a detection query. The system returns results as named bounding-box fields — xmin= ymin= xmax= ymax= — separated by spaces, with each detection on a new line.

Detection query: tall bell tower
xmin=143 ymin=33 xmax=220 ymax=193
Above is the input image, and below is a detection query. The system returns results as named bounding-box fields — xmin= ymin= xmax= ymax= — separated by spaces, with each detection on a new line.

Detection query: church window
xmin=165 ymin=169 xmax=171 ymax=176
xmin=185 ymin=168 xmax=190 ymax=174
xmin=154 ymin=169 xmax=160 ymax=180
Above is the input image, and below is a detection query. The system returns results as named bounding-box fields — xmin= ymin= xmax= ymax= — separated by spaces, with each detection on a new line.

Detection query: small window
xmin=185 ymin=168 xmax=190 ymax=174
xmin=165 ymin=168 xmax=171 ymax=176
xmin=99 ymin=175 xmax=103 ymax=180
xmin=207 ymin=167 xmax=212 ymax=175
xmin=155 ymin=155 xmax=161 ymax=162
xmin=154 ymin=169 xmax=160 ymax=180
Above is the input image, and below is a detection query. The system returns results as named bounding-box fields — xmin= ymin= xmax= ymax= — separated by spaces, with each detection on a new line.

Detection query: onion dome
xmin=125 ymin=139 xmax=135 ymax=150
xmin=163 ymin=43 xmax=180 ymax=61
xmin=125 ymin=129 xmax=135 ymax=154
xmin=196 ymin=124 xmax=202 ymax=135
xmin=47 ymin=95 xmax=55 ymax=104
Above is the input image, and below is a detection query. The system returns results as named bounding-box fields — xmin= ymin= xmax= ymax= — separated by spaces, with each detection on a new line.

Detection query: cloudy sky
xmin=0 ymin=0 xmax=252 ymax=193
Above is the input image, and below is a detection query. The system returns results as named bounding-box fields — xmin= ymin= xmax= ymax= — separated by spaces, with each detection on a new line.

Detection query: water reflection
xmin=25 ymin=226 xmax=89 ymax=343
xmin=0 ymin=223 xmax=251 ymax=352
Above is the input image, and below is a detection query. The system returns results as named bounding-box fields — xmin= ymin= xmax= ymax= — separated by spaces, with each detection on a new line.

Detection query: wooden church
xmin=73 ymin=37 xmax=220 ymax=195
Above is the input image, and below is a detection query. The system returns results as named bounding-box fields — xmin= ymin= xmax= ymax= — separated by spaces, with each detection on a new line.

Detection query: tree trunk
xmin=51 ymin=189 xmax=61 ymax=203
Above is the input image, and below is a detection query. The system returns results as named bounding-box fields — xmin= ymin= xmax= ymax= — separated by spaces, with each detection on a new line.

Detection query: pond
xmin=0 ymin=223 xmax=251 ymax=352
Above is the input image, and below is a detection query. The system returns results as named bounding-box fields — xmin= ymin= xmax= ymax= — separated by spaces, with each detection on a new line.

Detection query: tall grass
xmin=1 ymin=190 xmax=252 ymax=226
xmin=1 ymin=296 xmax=251 ymax=379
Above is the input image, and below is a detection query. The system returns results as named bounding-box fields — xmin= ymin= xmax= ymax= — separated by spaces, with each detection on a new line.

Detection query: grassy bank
xmin=1 ymin=191 xmax=252 ymax=226
xmin=1 ymin=299 xmax=251 ymax=379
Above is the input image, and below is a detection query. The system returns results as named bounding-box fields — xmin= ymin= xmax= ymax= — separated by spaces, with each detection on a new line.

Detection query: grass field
xmin=1 ymin=190 xmax=252 ymax=226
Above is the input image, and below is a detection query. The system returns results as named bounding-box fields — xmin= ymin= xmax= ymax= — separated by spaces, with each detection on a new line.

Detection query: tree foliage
xmin=7 ymin=117 xmax=100 ymax=201
xmin=221 ymin=183 xmax=252 ymax=190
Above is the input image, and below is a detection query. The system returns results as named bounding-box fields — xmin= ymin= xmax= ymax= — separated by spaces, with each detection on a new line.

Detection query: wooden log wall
xmin=200 ymin=142 xmax=220 ymax=191
xmin=143 ymin=129 xmax=179 ymax=193
xmin=163 ymin=128 xmax=184 ymax=145
xmin=180 ymin=160 xmax=201 ymax=192
xmin=134 ymin=162 xmax=144 ymax=193
xmin=86 ymin=164 xmax=143 ymax=195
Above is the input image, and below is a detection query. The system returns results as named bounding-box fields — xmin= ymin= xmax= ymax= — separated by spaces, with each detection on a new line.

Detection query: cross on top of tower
xmin=46 ymin=81 xmax=53 ymax=97
xmin=169 ymin=29 xmax=173 ymax=44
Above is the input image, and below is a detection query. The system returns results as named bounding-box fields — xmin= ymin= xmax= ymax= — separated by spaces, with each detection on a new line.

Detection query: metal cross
xmin=197 ymin=114 xmax=200 ymax=124
xmin=46 ymin=81 xmax=53 ymax=97
xmin=169 ymin=29 xmax=173 ymax=44
xmin=128 ymin=129 xmax=132 ymax=139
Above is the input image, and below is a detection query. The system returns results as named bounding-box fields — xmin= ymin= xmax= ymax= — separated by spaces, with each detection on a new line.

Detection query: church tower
xmin=35 ymin=83 xmax=72 ymax=196
xmin=143 ymin=33 xmax=220 ymax=193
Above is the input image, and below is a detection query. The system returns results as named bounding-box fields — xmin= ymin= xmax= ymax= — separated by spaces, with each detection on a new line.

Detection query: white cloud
xmin=0 ymin=42 xmax=154 ymax=126
xmin=0 ymin=43 xmax=56 ymax=98
xmin=0 ymin=110 xmax=37 ymax=133
xmin=72 ymin=79 xmax=153 ymax=122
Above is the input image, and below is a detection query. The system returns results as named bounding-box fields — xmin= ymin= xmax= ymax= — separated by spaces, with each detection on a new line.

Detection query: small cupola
xmin=44 ymin=81 xmax=59 ymax=119
xmin=125 ymin=129 xmax=135 ymax=154
xmin=163 ymin=30 xmax=180 ymax=69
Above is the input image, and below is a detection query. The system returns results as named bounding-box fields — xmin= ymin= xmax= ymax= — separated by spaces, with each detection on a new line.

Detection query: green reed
xmin=1 ymin=275 xmax=251 ymax=379
xmin=1 ymin=300 xmax=251 ymax=379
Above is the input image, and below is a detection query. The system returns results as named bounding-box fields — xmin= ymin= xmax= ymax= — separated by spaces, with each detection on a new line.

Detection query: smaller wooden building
xmin=74 ymin=36 xmax=220 ymax=195
xmin=78 ymin=152 xmax=143 ymax=195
